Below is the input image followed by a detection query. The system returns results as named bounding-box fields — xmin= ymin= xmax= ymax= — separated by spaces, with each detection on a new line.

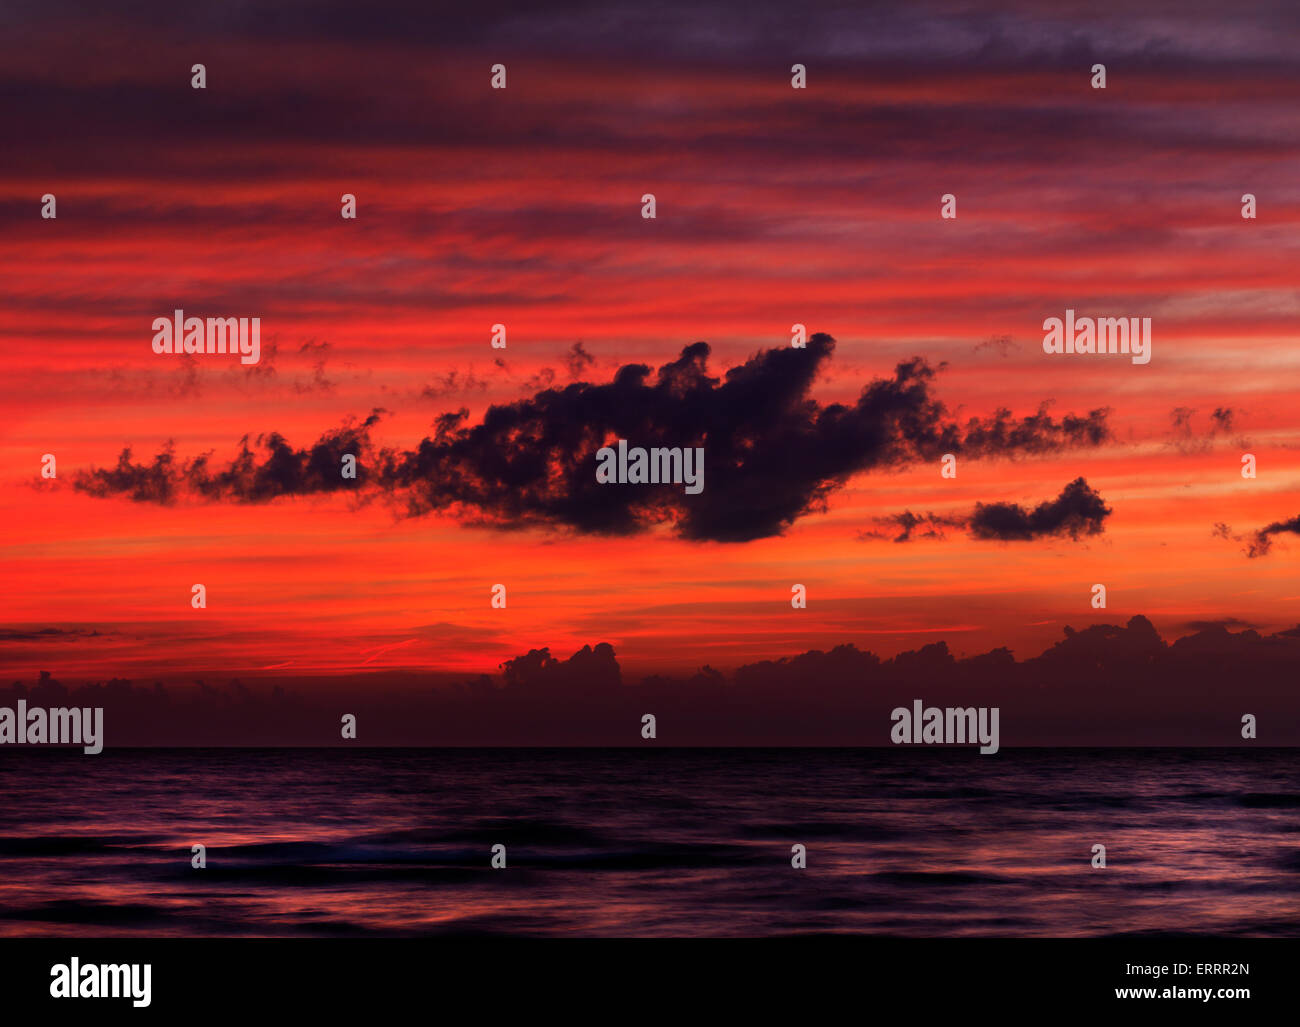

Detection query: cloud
xmin=421 ymin=368 xmax=489 ymax=400
xmin=0 ymin=627 xmax=103 ymax=642
xmin=521 ymin=367 xmax=557 ymax=393
xmin=1181 ymin=617 xmax=1255 ymax=631
xmin=968 ymin=477 xmax=1111 ymax=541
xmin=74 ymin=410 xmax=387 ymax=504
xmin=72 ymin=335 xmax=1112 ymax=541
xmin=293 ymin=340 xmax=335 ymax=394
xmin=1214 ymin=514 xmax=1300 ymax=558
xmin=859 ymin=510 xmax=967 ymax=542
xmin=1210 ymin=406 xmax=1237 ymax=433
xmin=864 ymin=478 xmax=1112 ymax=543
xmin=564 ymin=341 xmax=596 ymax=379
xmin=16 ymin=617 xmax=1300 ymax=745
xmin=499 ymin=642 xmax=622 ymax=694
xmin=382 ymin=335 xmax=1111 ymax=541
xmin=1167 ymin=405 xmax=1243 ymax=453
xmin=972 ymin=334 xmax=1019 ymax=357
xmin=1246 ymin=514 xmax=1300 ymax=558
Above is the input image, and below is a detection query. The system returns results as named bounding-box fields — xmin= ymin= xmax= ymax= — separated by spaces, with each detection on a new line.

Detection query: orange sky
xmin=3 ymin=2 xmax=1299 ymax=686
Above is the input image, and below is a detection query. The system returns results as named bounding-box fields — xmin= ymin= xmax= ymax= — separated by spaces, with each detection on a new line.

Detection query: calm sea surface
xmin=0 ymin=748 xmax=1296 ymax=937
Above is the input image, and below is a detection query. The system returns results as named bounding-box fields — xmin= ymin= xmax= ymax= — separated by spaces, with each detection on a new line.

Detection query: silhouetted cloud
xmin=1246 ymin=514 xmax=1300 ymax=558
xmin=75 ymin=411 xmax=386 ymax=504
xmin=16 ymin=617 xmax=1300 ymax=745
xmin=864 ymin=478 xmax=1111 ymax=543
xmin=500 ymin=643 xmax=621 ymax=694
xmin=1182 ymin=617 xmax=1254 ymax=631
xmin=73 ymin=335 xmax=1112 ymax=541
xmin=1213 ymin=514 xmax=1300 ymax=558
xmin=969 ymin=477 xmax=1111 ymax=541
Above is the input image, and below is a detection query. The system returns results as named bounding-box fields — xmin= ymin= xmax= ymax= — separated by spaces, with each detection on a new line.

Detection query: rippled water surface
xmin=1 ymin=748 xmax=1296 ymax=936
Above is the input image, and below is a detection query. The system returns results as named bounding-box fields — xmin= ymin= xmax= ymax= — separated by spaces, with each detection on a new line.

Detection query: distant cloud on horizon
xmin=7 ymin=616 xmax=1299 ymax=746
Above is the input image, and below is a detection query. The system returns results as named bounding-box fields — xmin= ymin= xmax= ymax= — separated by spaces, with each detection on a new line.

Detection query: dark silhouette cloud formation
xmin=865 ymin=478 xmax=1111 ymax=543
xmin=73 ymin=335 xmax=1112 ymax=541
xmin=11 ymin=617 xmax=1300 ymax=746
xmin=1246 ymin=514 xmax=1300 ymax=558
xmin=1213 ymin=514 xmax=1300 ymax=558
xmin=75 ymin=411 xmax=386 ymax=505
xmin=968 ymin=477 xmax=1111 ymax=541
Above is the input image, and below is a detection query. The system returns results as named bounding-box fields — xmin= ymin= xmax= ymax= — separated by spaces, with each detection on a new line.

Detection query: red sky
xmin=3 ymin=0 xmax=1299 ymax=689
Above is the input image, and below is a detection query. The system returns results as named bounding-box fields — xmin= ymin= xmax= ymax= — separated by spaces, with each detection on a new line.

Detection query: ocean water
xmin=0 ymin=748 xmax=1296 ymax=937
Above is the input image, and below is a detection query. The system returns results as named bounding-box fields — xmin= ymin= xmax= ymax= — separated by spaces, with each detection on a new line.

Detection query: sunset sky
xmin=3 ymin=0 xmax=1299 ymax=693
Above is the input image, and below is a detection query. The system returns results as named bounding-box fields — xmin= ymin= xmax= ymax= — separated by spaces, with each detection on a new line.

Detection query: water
xmin=0 ymin=748 xmax=1296 ymax=937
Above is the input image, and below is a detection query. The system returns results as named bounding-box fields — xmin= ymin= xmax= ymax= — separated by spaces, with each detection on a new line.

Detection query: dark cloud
xmin=16 ymin=616 xmax=1300 ymax=745
xmin=74 ymin=410 xmax=386 ymax=505
xmin=73 ymin=335 xmax=1112 ymax=541
xmin=968 ymin=477 xmax=1111 ymax=541
xmin=865 ymin=478 xmax=1111 ymax=544
xmin=1214 ymin=514 xmax=1300 ymax=558
xmin=1246 ymin=514 xmax=1300 ymax=558
xmin=1182 ymin=617 xmax=1255 ymax=632
xmin=382 ymin=335 xmax=1111 ymax=541
xmin=499 ymin=643 xmax=621 ymax=695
